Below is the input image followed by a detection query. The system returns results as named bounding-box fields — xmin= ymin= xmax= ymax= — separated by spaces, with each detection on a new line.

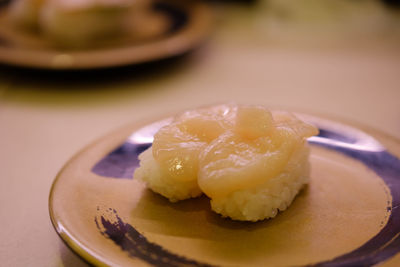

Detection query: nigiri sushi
xmin=8 ymin=0 xmax=147 ymax=48
xmin=135 ymin=105 xmax=236 ymax=202
xmin=134 ymin=105 xmax=318 ymax=221
xmin=40 ymin=0 xmax=143 ymax=48
xmin=8 ymin=0 xmax=46 ymax=30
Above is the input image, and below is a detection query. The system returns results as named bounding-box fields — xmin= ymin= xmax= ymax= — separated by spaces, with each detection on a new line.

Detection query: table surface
xmin=1 ymin=0 xmax=400 ymax=266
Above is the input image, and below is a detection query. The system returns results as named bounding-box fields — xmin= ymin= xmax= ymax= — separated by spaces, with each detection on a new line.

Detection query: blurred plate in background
xmin=0 ymin=0 xmax=212 ymax=70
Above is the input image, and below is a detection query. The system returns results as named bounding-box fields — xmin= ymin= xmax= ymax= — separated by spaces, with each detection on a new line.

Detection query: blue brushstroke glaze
xmin=95 ymin=208 xmax=214 ymax=267
xmin=317 ymin=129 xmax=357 ymax=144
xmin=92 ymin=143 xmax=150 ymax=179
xmin=306 ymin=141 xmax=400 ymax=267
xmin=92 ymin=125 xmax=400 ymax=266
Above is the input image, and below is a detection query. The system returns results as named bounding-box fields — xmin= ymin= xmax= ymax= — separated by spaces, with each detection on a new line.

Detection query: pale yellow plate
xmin=0 ymin=0 xmax=212 ymax=69
xmin=49 ymin=113 xmax=400 ymax=266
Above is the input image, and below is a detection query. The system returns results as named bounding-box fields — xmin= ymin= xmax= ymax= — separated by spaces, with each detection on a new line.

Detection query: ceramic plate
xmin=0 ymin=0 xmax=211 ymax=69
xmin=49 ymin=112 xmax=400 ymax=267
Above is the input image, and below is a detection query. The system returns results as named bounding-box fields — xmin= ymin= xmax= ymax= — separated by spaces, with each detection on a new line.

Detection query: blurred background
xmin=0 ymin=0 xmax=400 ymax=266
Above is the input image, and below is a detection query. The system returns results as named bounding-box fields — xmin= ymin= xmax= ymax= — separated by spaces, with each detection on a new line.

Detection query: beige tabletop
xmin=1 ymin=0 xmax=400 ymax=266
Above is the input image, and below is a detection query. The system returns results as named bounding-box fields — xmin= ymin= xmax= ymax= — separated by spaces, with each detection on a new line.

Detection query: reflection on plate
xmin=49 ymin=113 xmax=400 ymax=266
xmin=0 ymin=0 xmax=211 ymax=69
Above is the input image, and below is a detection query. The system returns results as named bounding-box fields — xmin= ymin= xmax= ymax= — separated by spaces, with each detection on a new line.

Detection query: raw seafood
xmin=134 ymin=104 xmax=318 ymax=221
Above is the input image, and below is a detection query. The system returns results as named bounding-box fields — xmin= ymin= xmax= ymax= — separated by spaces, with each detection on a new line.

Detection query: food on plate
xmin=8 ymin=0 xmax=46 ymax=30
xmin=134 ymin=104 xmax=318 ymax=221
xmin=40 ymin=0 xmax=144 ymax=47
xmin=135 ymin=105 xmax=235 ymax=202
xmin=8 ymin=0 xmax=148 ymax=48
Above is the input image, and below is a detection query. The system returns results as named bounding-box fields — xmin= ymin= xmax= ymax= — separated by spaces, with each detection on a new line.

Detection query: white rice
xmin=134 ymin=148 xmax=202 ymax=202
xmin=210 ymin=143 xmax=310 ymax=221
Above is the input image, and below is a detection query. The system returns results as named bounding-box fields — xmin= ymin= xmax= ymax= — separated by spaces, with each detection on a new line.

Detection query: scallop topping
xmin=134 ymin=104 xmax=237 ymax=202
xmin=134 ymin=104 xmax=318 ymax=220
xmin=198 ymin=107 xmax=318 ymax=199
xmin=152 ymin=105 xmax=237 ymax=181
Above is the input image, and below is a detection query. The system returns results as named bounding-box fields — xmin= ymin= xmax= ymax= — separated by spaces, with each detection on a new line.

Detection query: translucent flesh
xmin=150 ymin=105 xmax=318 ymax=197
xmin=151 ymin=105 xmax=236 ymax=182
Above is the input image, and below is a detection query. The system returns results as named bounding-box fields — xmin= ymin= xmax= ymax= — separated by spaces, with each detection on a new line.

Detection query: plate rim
xmin=48 ymin=116 xmax=161 ymax=267
xmin=48 ymin=111 xmax=400 ymax=267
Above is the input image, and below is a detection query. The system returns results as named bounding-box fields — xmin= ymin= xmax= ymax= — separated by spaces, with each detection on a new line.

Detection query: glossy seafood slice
xmin=135 ymin=104 xmax=236 ymax=201
xmin=135 ymin=104 xmax=318 ymax=220
xmin=198 ymin=106 xmax=317 ymax=198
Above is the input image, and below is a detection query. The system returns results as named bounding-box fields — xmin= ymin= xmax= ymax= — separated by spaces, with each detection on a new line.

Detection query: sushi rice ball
xmin=134 ymin=104 xmax=318 ymax=221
